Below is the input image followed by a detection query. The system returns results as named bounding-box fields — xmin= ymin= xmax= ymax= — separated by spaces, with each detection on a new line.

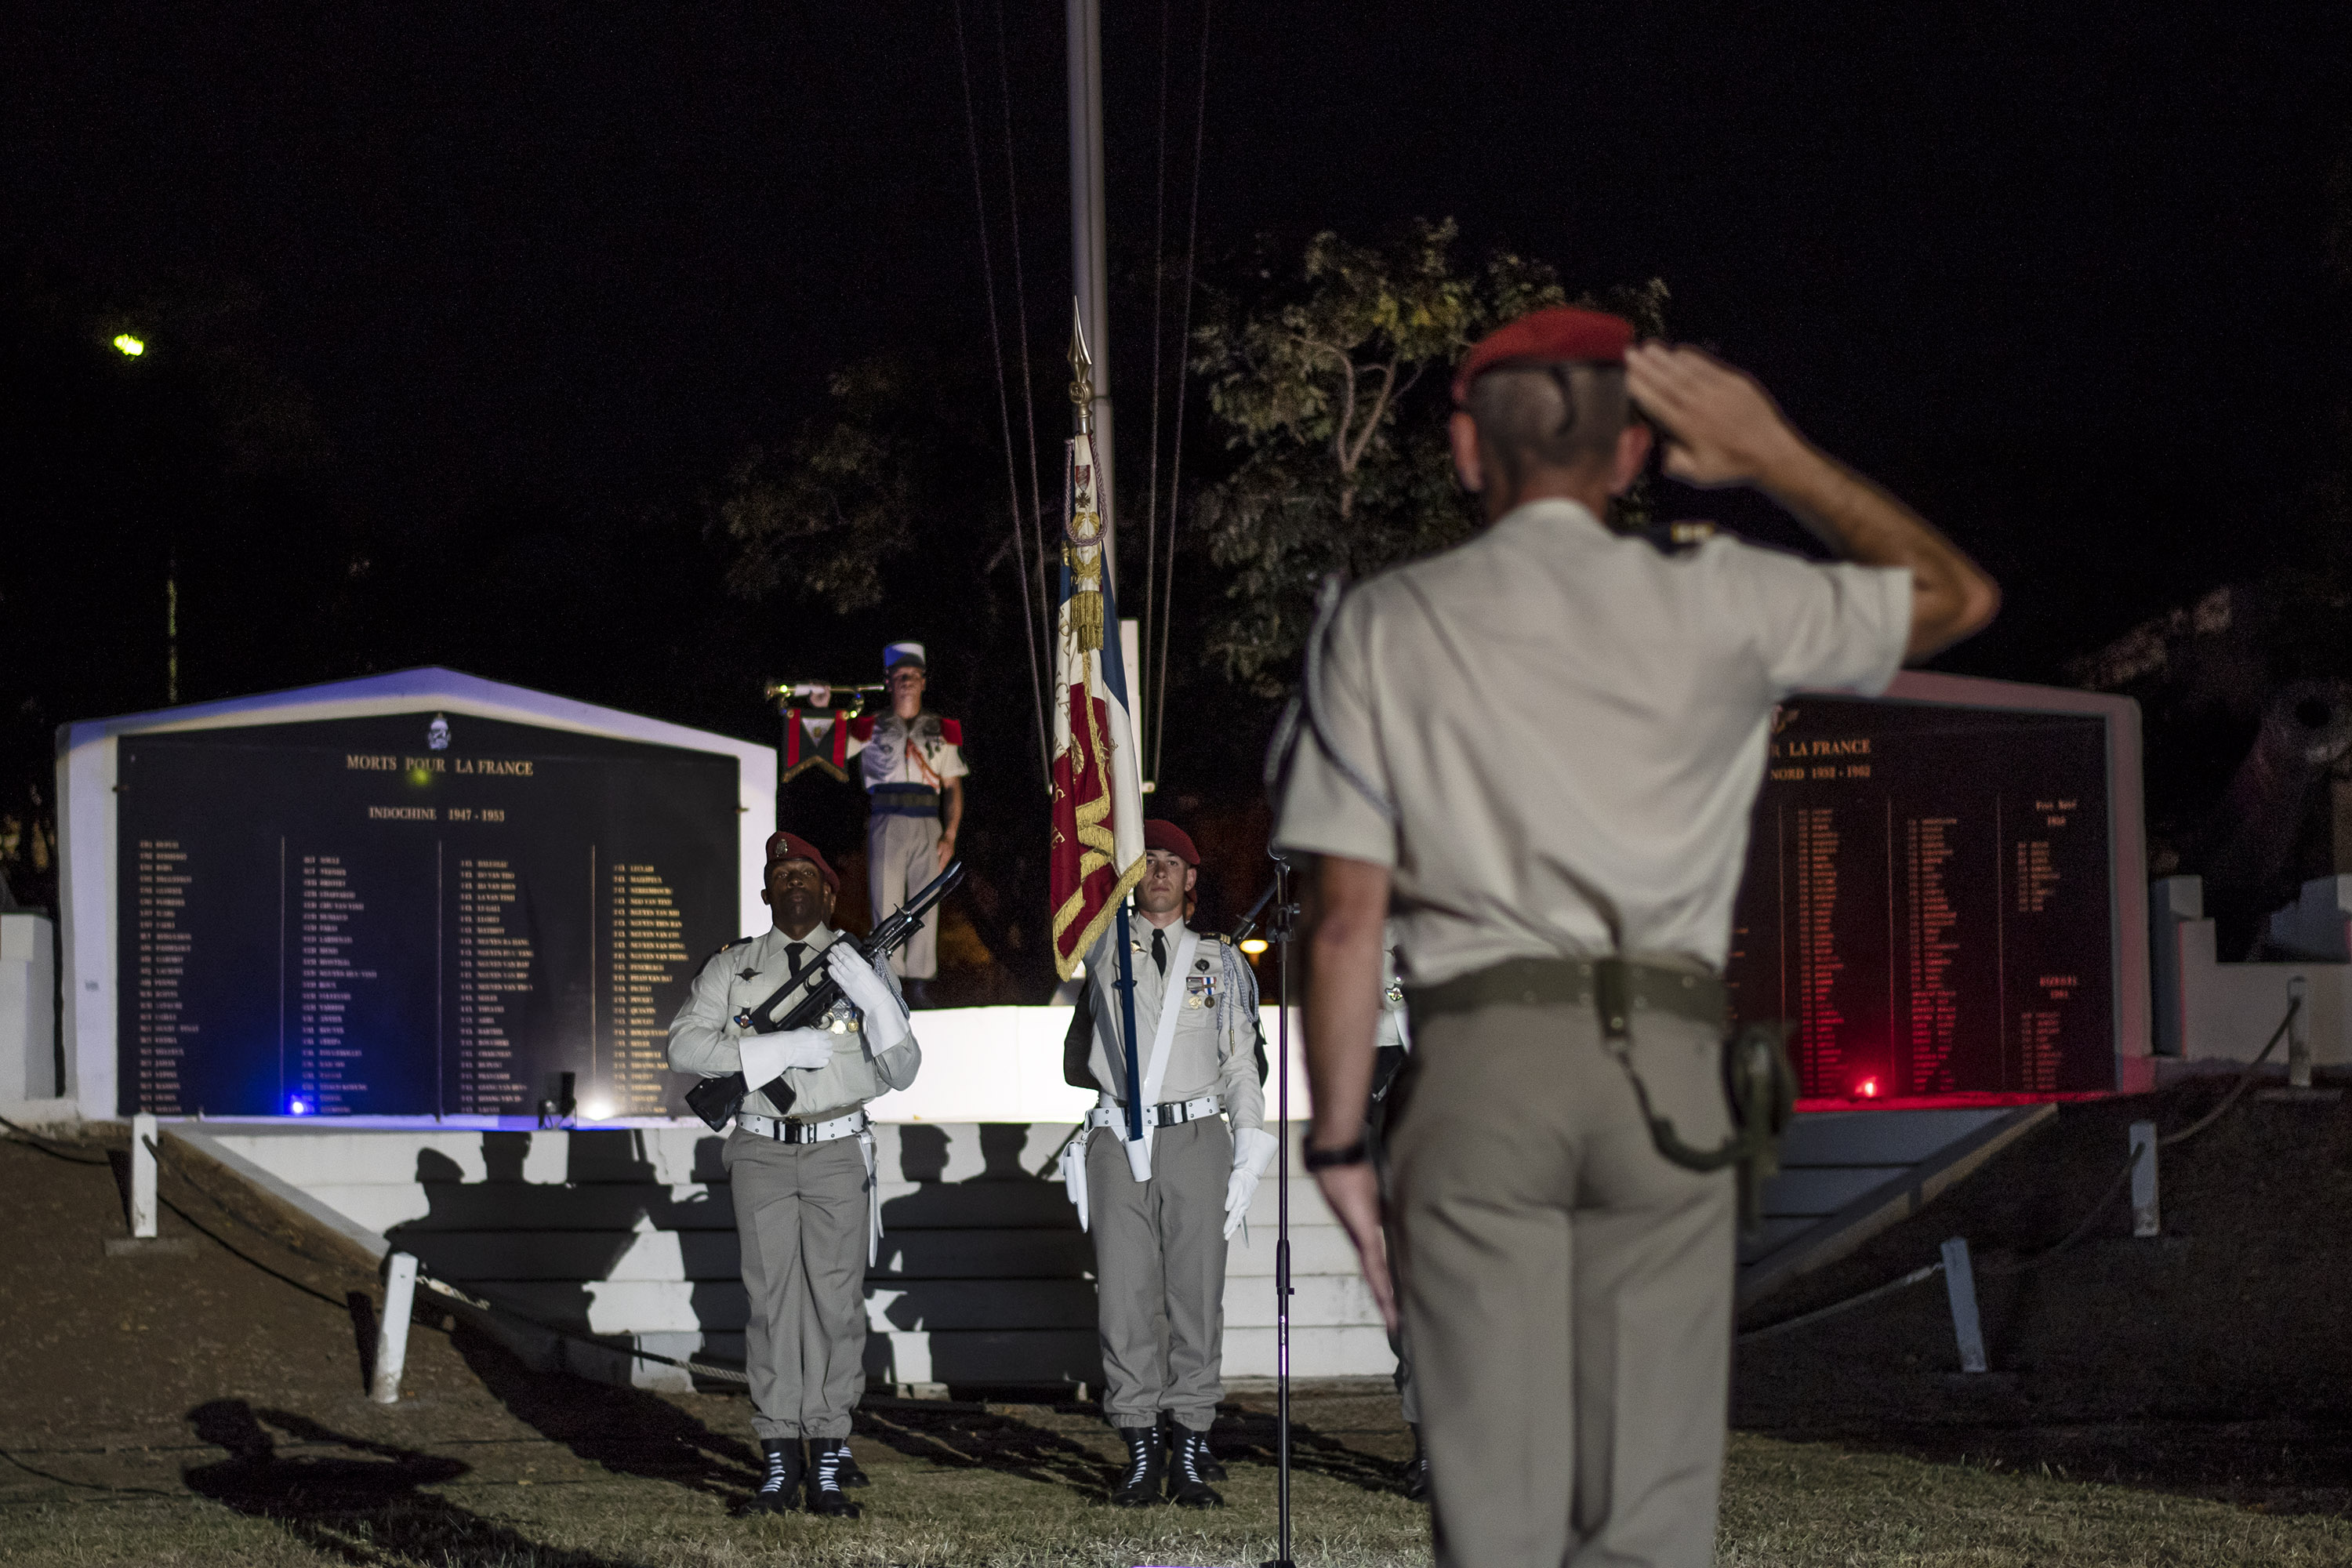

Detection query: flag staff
xmin=1065 ymin=317 xmax=1145 ymax=1147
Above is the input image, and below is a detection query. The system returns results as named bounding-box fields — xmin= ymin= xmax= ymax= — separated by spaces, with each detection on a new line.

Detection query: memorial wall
xmin=1724 ymin=695 xmax=2118 ymax=1098
xmin=117 ymin=711 xmax=738 ymax=1117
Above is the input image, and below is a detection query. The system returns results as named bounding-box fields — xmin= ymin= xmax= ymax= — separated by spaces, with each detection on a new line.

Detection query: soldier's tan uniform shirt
xmin=667 ymin=923 xmax=920 ymax=1119
xmin=1078 ymin=919 xmax=1265 ymax=1131
xmin=1275 ymin=498 xmax=1911 ymax=980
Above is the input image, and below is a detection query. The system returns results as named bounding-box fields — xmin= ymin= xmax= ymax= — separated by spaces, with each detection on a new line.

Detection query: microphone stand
xmin=1262 ymin=850 xmax=1298 ymax=1568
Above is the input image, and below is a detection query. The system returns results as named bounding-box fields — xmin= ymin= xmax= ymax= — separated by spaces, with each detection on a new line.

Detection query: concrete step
xmin=405 ymin=1228 xmax=742 ymax=1283
xmin=877 ymin=1229 xmax=1092 ymax=1280
xmin=875 ymin=1328 xmax=1103 ymax=1386
xmin=1755 ymin=1163 xmax=1917 ymax=1219
xmin=1225 ymin=1223 xmax=1356 ymax=1277
xmin=203 ymin=1122 xmax=1076 ymax=1188
xmin=330 ymin=1165 xmax=1338 ymax=1239
xmin=409 ymin=1225 xmax=1131 ymax=1284
xmin=1222 ymin=1326 xmax=1395 ymax=1380
xmin=466 ymin=1266 xmax=1385 ymax=1339
xmin=1737 ymin=1103 xmax=2056 ymax=1306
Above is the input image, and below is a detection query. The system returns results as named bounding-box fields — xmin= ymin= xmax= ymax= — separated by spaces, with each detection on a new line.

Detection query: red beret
xmin=1143 ymin=819 xmax=1200 ymax=866
xmin=1452 ymin=306 xmax=1635 ymax=405
xmin=763 ymin=831 xmax=840 ymax=891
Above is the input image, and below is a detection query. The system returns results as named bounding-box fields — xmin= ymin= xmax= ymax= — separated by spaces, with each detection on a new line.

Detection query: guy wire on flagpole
xmin=1139 ymin=0 xmax=1172 ymax=782
xmin=951 ymin=0 xmax=1051 ymax=786
xmin=1152 ymin=0 xmax=1211 ymax=784
xmin=989 ymin=0 xmax=1055 ymax=720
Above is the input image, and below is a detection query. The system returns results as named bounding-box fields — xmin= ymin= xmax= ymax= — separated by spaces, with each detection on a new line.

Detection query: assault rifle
xmin=683 ymin=858 xmax=965 ymax=1131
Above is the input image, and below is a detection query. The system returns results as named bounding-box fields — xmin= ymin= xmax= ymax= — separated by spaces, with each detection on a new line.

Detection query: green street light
xmin=113 ymin=333 xmax=145 ymax=357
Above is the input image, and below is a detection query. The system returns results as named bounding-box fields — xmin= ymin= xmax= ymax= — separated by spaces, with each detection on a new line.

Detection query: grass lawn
xmin=9 ymin=1410 xmax=2352 ymax=1567
xmin=16 ymin=1105 xmax=2352 ymax=1566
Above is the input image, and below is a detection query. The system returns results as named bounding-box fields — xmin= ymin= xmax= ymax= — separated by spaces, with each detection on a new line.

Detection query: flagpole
xmin=1067 ymin=0 xmax=1116 ymax=593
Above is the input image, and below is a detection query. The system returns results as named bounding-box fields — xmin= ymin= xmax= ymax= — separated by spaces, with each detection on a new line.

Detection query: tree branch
xmin=1341 ymin=357 xmax=1401 ymax=476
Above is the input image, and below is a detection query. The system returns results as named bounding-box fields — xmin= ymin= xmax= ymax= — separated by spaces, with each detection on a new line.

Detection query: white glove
xmin=1223 ymin=1126 xmax=1279 ymax=1240
xmin=826 ymin=945 xmax=911 ymax=1051
xmin=1058 ymin=1132 xmax=1091 ymax=1232
xmin=739 ymin=1028 xmax=836 ymax=1087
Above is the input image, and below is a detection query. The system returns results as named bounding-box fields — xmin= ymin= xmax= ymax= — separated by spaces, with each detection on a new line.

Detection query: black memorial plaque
xmin=118 ymin=712 xmax=739 ymax=1116
xmin=1725 ymin=699 xmax=2115 ymax=1098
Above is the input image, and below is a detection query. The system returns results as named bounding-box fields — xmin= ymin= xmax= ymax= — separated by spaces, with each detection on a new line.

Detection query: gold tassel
xmin=1065 ymin=535 xmax=1105 ymax=653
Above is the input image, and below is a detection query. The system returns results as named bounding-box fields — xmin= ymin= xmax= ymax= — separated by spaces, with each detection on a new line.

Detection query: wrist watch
xmin=1301 ymin=1138 xmax=1370 ymax=1171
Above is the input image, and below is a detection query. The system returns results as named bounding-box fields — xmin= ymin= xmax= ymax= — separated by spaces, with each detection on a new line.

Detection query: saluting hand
xmin=1625 ymin=343 xmax=1808 ymax=491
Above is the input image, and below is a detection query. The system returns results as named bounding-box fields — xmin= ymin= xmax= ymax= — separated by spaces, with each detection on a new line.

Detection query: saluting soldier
xmin=1058 ymin=820 xmax=1276 ymax=1508
xmin=1278 ymin=307 xmax=1998 ymax=1567
xmin=847 ymin=641 xmax=966 ymax=1007
xmin=667 ymin=832 xmax=921 ymax=1519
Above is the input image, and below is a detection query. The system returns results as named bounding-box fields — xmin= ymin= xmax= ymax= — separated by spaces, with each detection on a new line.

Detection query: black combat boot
xmin=735 ymin=1438 xmax=802 ymax=1515
xmin=834 ymin=1442 xmax=870 ymax=1487
xmin=805 ymin=1439 xmax=862 ymax=1518
xmin=1108 ymin=1425 xmax=1164 ymax=1507
xmin=1403 ymin=1422 xmax=1430 ymax=1503
xmin=1165 ymin=1422 xmax=1224 ymax=1508
xmin=1164 ymin=1415 xmax=1226 ymax=1481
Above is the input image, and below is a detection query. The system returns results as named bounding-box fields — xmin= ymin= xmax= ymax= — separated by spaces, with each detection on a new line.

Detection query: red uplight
xmin=1858 ymin=1077 xmax=1878 ymax=1098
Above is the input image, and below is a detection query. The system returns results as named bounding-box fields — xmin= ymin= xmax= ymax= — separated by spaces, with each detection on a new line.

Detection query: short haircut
xmin=1464 ymin=362 xmax=1629 ymax=489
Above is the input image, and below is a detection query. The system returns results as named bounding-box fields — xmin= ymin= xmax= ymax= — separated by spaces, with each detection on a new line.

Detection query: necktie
xmin=786 ymin=942 xmax=808 ymax=981
xmin=1152 ymin=928 xmax=1167 ymax=975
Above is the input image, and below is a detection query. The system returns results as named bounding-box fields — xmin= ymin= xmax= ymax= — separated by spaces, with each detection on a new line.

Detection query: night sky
xmin=13 ymin=5 xmax=2347 ymax=594
xmin=6 ymin=1 xmax=2351 ymax=922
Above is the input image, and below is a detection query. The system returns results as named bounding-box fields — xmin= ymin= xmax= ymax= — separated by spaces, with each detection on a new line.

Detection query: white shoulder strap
xmin=1122 ymin=929 xmax=1201 ymax=1180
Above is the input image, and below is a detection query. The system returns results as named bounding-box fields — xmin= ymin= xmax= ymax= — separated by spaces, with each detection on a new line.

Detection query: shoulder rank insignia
xmin=702 ymin=935 xmax=758 ymax=967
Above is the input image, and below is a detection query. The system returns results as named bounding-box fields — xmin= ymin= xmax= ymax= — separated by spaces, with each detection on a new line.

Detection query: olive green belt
xmin=1406 ymin=955 xmax=1726 ymax=1038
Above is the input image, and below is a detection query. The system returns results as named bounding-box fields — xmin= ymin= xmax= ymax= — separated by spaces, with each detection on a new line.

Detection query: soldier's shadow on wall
xmin=866 ymin=1123 xmax=1098 ymax=1389
xmin=394 ymin=1130 xmax=760 ymax=1506
xmin=182 ymin=1399 xmax=652 ymax=1568
xmin=853 ymin=1123 xmax=1120 ymax=1493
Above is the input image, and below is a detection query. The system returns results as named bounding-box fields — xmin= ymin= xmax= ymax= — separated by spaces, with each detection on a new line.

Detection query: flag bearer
xmin=1058 ymin=819 xmax=1276 ymax=1508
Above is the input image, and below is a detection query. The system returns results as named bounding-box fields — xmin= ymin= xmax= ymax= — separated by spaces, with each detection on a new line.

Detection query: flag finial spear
xmin=1068 ymin=300 xmax=1095 ymax=435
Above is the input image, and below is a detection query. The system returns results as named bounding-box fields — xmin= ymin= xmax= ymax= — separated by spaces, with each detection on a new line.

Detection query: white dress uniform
xmin=848 ymin=710 xmax=967 ymax=981
xmin=1276 ymin=496 xmax=1909 ymax=1568
xmin=1065 ymin=917 xmax=1265 ymax=1435
xmin=667 ymin=924 xmax=920 ymax=1443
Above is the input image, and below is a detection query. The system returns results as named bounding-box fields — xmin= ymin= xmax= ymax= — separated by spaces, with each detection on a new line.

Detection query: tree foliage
xmin=717 ymin=358 xmax=924 ymax=612
xmin=1189 ymin=219 xmax=1666 ymax=693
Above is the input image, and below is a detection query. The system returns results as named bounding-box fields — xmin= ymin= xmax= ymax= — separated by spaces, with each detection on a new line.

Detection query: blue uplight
xmin=288 ymin=1097 xmax=311 ymax=1116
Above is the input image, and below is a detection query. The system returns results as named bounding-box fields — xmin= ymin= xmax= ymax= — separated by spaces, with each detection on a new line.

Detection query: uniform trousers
xmin=1085 ymin=1115 xmax=1233 ymax=1432
xmin=724 ymin=1129 xmax=873 ymax=1440
xmin=866 ymin=811 xmax=942 ymax=979
xmin=1388 ymin=998 xmax=1734 ymax=1568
